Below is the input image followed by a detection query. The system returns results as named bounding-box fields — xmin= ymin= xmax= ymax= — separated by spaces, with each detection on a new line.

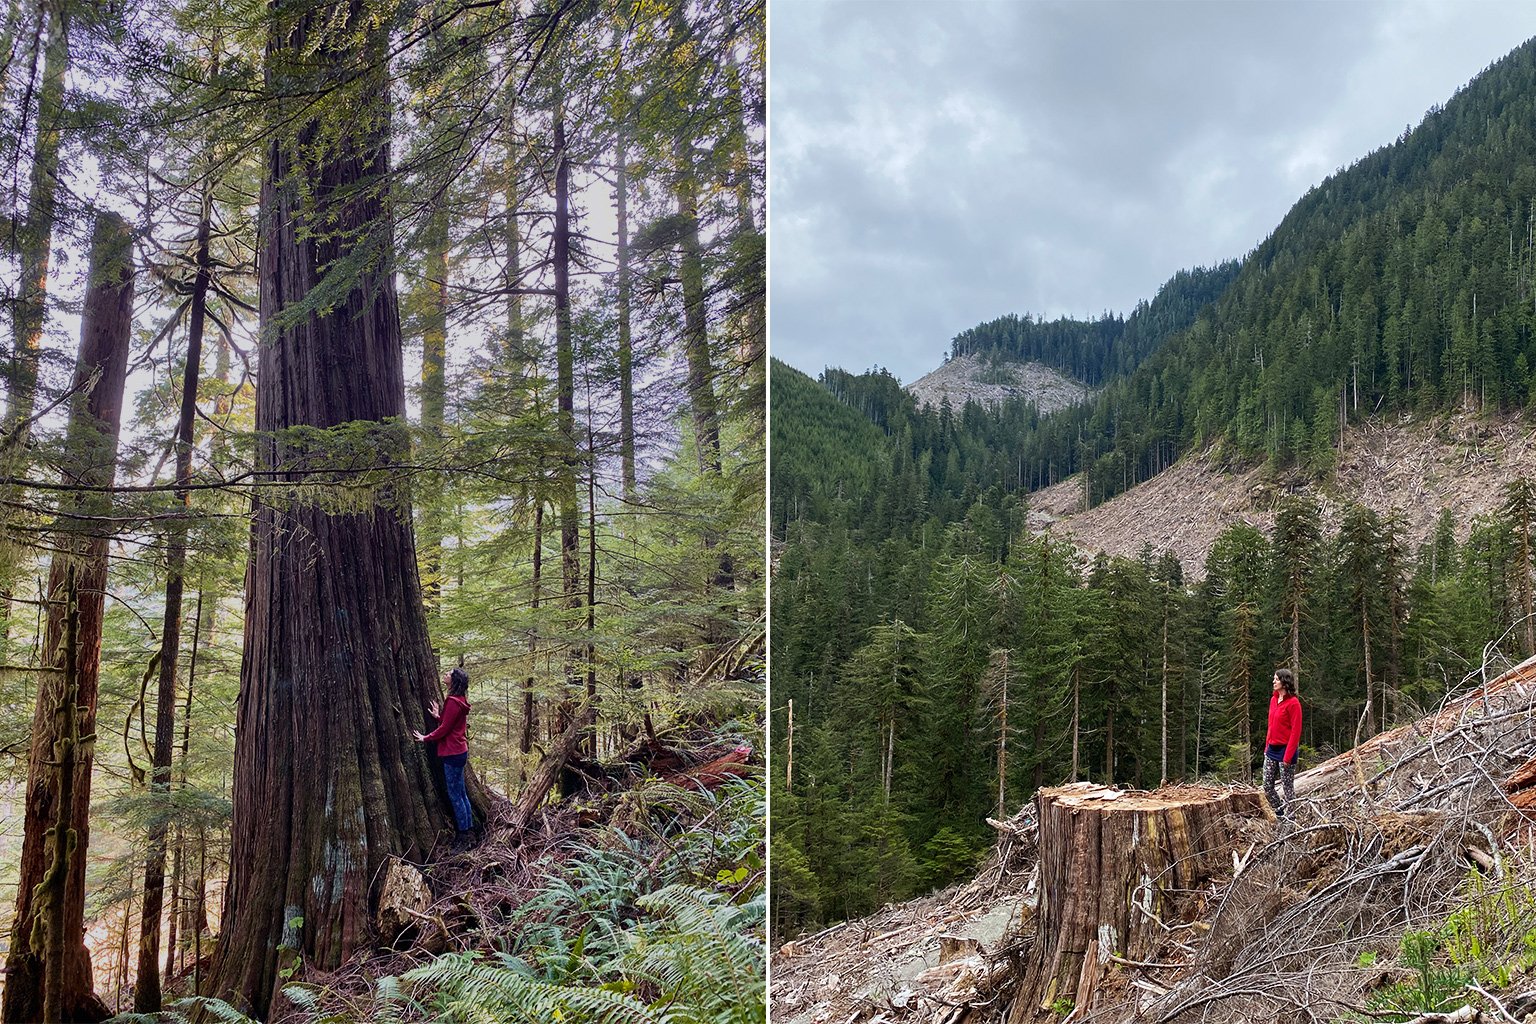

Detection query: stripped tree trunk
xmin=207 ymin=7 xmax=482 ymax=1015
xmin=2 ymin=212 xmax=133 ymax=1024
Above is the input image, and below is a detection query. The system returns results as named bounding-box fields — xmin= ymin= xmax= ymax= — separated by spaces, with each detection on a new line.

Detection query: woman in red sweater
xmin=1263 ymin=667 xmax=1303 ymax=820
xmin=412 ymin=667 xmax=475 ymax=847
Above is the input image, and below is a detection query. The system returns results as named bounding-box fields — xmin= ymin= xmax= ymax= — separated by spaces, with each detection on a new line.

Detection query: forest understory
xmin=212 ymin=719 xmax=767 ymax=1024
xmin=772 ymin=654 xmax=1536 ymax=1024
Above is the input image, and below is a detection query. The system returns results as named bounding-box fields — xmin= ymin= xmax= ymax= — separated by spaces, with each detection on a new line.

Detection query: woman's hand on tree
xmin=427 ymin=699 xmax=441 ymax=719
xmin=412 ymin=730 xmax=427 ymax=742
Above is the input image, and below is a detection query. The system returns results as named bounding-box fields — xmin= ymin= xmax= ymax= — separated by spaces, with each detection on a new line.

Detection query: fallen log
xmin=1006 ymin=782 xmax=1262 ymax=1022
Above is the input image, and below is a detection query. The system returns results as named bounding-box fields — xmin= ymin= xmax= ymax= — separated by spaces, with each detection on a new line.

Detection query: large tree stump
xmin=1009 ymin=782 xmax=1261 ymax=1021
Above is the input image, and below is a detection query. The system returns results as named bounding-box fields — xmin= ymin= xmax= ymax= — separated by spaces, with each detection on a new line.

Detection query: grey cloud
xmin=771 ymin=0 xmax=1536 ymax=383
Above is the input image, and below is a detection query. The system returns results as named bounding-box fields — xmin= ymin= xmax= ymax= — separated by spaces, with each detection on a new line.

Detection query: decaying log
xmin=1007 ymin=782 xmax=1261 ymax=1022
xmin=511 ymin=711 xmax=589 ymax=834
xmin=661 ymin=744 xmax=753 ymax=790
xmin=375 ymin=858 xmax=431 ymax=945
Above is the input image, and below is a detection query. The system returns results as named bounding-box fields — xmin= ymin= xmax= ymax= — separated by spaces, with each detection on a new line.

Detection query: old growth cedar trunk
xmin=1008 ymin=783 xmax=1260 ymax=1022
xmin=2 ymin=212 xmax=133 ymax=1024
xmin=208 ymin=7 xmax=480 ymax=1015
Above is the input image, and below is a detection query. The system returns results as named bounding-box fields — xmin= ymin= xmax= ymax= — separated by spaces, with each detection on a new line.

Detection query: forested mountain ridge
xmin=771 ymin=35 xmax=1536 ymax=944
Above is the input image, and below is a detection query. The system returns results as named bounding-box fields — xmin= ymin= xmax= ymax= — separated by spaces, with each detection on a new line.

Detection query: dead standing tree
xmin=3 ymin=212 xmax=134 ymax=1024
xmin=206 ymin=4 xmax=486 ymax=1016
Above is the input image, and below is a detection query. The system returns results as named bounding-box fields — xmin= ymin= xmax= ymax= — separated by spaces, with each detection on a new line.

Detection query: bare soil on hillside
xmin=1027 ymin=410 xmax=1536 ymax=579
xmin=908 ymin=354 xmax=1094 ymax=415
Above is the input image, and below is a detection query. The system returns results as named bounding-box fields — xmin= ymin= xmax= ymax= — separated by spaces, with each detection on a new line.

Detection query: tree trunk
xmin=0 ymin=0 xmax=70 ymax=632
xmin=1007 ymin=783 xmax=1262 ymax=1022
xmin=677 ymin=168 xmax=735 ymax=617
xmin=135 ymin=181 xmax=213 ymax=1015
xmin=552 ymin=101 xmax=585 ymax=741
xmin=2 ymin=0 xmax=67 ymax=438
xmin=615 ymin=134 xmax=636 ymax=506
xmin=207 ymin=9 xmax=479 ymax=1015
xmin=521 ymin=496 xmax=542 ymax=780
xmin=2 ymin=211 xmax=133 ymax=1024
xmin=417 ymin=203 xmax=448 ymax=616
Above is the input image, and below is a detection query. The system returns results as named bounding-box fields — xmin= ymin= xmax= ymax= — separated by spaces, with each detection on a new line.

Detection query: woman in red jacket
xmin=412 ymin=667 xmax=475 ymax=847
xmin=1263 ymin=667 xmax=1303 ymax=820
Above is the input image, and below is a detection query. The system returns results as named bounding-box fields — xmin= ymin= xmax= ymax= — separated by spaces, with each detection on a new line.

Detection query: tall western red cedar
xmin=208 ymin=4 xmax=478 ymax=1014
xmin=2 ymin=211 xmax=133 ymax=1024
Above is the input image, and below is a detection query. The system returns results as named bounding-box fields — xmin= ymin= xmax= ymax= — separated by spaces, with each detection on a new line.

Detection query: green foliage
xmin=771 ymin=36 xmax=1536 ymax=920
xmin=1363 ymin=930 xmax=1470 ymax=1019
xmin=1440 ymin=869 xmax=1536 ymax=987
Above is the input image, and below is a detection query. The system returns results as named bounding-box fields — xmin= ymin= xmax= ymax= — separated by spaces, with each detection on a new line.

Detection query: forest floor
xmin=770 ymin=654 xmax=1536 ymax=1024
xmin=172 ymin=729 xmax=763 ymax=1024
xmin=1028 ymin=408 xmax=1536 ymax=580
xmin=907 ymin=354 xmax=1096 ymax=415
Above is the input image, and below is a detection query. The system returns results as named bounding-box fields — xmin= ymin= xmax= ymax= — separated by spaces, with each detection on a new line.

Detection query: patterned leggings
xmin=1263 ymin=755 xmax=1296 ymax=819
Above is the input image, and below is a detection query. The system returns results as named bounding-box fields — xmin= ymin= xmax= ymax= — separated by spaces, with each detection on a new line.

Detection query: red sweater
xmin=423 ymin=695 xmax=470 ymax=757
xmin=1265 ymin=692 xmax=1302 ymax=764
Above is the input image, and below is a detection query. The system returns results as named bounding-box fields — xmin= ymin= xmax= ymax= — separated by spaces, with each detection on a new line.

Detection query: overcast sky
xmin=770 ymin=1 xmax=1536 ymax=385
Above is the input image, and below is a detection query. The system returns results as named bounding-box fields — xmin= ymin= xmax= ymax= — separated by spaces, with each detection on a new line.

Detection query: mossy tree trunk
xmin=2 ymin=212 xmax=134 ymax=1024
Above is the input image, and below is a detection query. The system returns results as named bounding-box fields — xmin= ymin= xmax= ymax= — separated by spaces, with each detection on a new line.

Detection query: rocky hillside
xmin=772 ymin=655 xmax=1536 ymax=1024
xmin=1028 ymin=409 xmax=1536 ymax=580
xmin=907 ymin=353 xmax=1094 ymax=414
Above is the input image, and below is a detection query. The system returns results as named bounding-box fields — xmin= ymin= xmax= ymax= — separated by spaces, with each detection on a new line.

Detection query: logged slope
xmin=772 ymin=655 xmax=1536 ymax=1024
xmin=1030 ymin=410 xmax=1536 ymax=579
xmin=771 ymin=37 xmax=1536 ymax=955
xmin=907 ymin=354 xmax=1094 ymax=415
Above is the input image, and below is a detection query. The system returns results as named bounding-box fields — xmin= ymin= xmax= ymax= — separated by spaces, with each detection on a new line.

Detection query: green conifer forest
xmin=771 ymin=38 xmax=1536 ymax=939
xmin=0 ymin=1 xmax=765 ymax=1020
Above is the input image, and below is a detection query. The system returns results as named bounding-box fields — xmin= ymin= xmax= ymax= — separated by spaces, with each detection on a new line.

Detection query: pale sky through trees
xmin=770 ymin=1 xmax=1536 ymax=385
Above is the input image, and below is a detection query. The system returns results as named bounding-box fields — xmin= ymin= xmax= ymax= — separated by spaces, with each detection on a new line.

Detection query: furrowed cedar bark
xmin=207 ymin=6 xmax=478 ymax=1015
xmin=41 ymin=567 xmax=80 ymax=1024
xmin=3 ymin=211 xmax=133 ymax=1024
xmin=135 ymin=180 xmax=213 ymax=1015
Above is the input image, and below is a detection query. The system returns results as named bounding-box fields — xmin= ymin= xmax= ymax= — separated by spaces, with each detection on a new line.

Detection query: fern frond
xmin=164 ymin=996 xmax=263 ymax=1024
xmin=401 ymin=951 xmax=665 ymax=1024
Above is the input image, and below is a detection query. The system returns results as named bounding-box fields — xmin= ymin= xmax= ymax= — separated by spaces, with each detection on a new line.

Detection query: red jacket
xmin=423 ymin=695 xmax=470 ymax=757
xmin=1265 ymin=692 xmax=1302 ymax=764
